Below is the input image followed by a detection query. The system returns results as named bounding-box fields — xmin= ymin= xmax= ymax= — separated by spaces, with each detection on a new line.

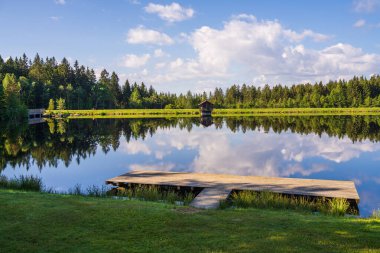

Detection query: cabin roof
xmin=198 ymin=100 xmax=214 ymax=106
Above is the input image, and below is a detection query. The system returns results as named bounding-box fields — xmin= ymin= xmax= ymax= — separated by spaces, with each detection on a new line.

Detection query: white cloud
xmin=49 ymin=16 xmax=61 ymax=21
xmin=129 ymin=0 xmax=140 ymax=5
xmin=147 ymin=126 xmax=380 ymax=177
xmin=93 ymin=68 xmax=103 ymax=80
xmin=141 ymin=68 xmax=148 ymax=76
xmin=126 ymin=26 xmax=174 ymax=45
xmin=144 ymin=2 xmax=194 ymax=22
xmin=154 ymin=49 xmax=165 ymax=57
xmin=123 ymin=14 xmax=380 ymax=92
xmin=122 ymin=54 xmax=150 ymax=68
xmin=354 ymin=19 xmax=366 ymax=28
xmin=185 ymin=15 xmax=378 ymax=85
xmin=54 ymin=0 xmax=66 ymax=5
xmin=169 ymin=58 xmax=184 ymax=69
xmin=121 ymin=141 xmax=151 ymax=155
xmin=283 ymin=29 xmax=330 ymax=42
xmin=129 ymin=162 xmax=175 ymax=171
xmin=353 ymin=0 xmax=380 ymax=12
xmin=188 ymin=15 xmax=333 ymax=76
xmin=155 ymin=150 xmax=171 ymax=159
xmin=155 ymin=62 xmax=167 ymax=69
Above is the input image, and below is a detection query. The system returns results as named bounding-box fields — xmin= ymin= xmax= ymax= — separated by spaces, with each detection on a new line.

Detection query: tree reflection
xmin=1 ymin=115 xmax=380 ymax=170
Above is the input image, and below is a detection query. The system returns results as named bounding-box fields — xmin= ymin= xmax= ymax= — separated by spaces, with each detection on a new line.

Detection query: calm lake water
xmin=1 ymin=116 xmax=380 ymax=216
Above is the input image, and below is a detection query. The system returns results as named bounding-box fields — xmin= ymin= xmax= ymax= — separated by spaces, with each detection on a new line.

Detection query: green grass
xmin=228 ymin=191 xmax=353 ymax=216
xmin=46 ymin=107 xmax=380 ymax=119
xmin=1 ymin=189 xmax=379 ymax=253
xmin=46 ymin=108 xmax=200 ymax=118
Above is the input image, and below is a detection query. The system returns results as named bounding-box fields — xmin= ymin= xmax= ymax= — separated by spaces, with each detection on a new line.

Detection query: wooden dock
xmin=28 ymin=109 xmax=45 ymax=118
xmin=106 ymin=170 xmax=360 ymax=209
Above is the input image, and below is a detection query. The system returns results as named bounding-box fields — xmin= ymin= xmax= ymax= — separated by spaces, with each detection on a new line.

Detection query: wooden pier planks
xmin=106 ymin=170 xmax=360 ymax=208
xmin=190 ymin=187 xmax=231 ymax=209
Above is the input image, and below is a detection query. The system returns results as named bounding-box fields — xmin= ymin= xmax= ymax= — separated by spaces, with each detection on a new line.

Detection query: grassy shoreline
xmin=46 ymin=107 xmax=380 ymax=118
xmin=1 ymin=189 xmax=380 ymax=252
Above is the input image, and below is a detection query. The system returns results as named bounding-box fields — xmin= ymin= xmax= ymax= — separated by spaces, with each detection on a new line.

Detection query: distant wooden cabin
xmin=198 ymin=100 xmax=214 ymax=116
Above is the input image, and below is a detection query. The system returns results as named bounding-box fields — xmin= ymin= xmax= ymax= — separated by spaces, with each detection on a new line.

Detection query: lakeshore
xmin=46 ymin=107 xmax=380 ymax=119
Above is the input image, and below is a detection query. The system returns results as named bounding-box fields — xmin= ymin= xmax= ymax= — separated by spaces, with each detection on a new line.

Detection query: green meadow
xmin=1 ymin=189 xmax=380 ymax=253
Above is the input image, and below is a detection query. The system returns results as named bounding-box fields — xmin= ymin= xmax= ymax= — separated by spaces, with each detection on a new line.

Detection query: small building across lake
xmin=198 ymin=100 xmax=214 ymax=116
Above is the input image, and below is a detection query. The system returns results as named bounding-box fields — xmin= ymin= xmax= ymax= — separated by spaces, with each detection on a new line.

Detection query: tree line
xmin=1 ymin=54 xmax=380 ymax=117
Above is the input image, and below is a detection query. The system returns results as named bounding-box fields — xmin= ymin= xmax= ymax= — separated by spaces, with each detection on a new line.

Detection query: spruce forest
xmin=1 ymin=54 xmax=380 ymax=119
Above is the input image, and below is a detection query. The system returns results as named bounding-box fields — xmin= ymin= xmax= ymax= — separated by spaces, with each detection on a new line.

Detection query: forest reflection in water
xmin=1 ymin=115 xmax=380 ymax=216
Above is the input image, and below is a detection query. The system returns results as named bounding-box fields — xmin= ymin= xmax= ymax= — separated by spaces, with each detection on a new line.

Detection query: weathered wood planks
xmin=106 ymin=170 xmax=360 ymax=209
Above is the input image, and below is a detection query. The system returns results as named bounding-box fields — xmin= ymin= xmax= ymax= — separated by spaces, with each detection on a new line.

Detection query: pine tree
xmin=121 ymin=80 xmax=132 ymax=108
xmin=109 ymin=72 xmax=122 ymax=107
xmin=56 ymin=98 xmax=66 ymax=110
xmin=2 ymin=73 xmax=26 ymax=120
xmin=129 ymin=86 xmax=142 ymax=108
xmin=47 ymin=98 xmax=55 ymax=110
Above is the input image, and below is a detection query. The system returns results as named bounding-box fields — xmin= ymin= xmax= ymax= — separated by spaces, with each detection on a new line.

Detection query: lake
xmin=1 ymin=116 xmax=380 ymax=216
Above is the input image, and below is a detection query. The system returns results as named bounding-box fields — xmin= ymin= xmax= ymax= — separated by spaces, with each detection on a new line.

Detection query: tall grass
xmin=68 ymin=184 xmax=82 ymax=195
xmin=86 ymin=185 xmax=110 ymax=197
xmin=371 ymin=209 xmax=380 ymax=219
xmin=229 ymin=190 xmax=351 ymax=216
xmin=328 ymin=198 xmax=350 ymax=216
xmin=0 ymin=175 xmax=194 ymax=205
xmin=0 ymin=175 xmax=43 ymax=192
xmin=116 ymin=185 xmax=195 ymax=205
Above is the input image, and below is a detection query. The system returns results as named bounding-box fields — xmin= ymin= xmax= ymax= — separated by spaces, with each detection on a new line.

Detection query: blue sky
xmin=1 ymin=0 xmax=380 ymax=93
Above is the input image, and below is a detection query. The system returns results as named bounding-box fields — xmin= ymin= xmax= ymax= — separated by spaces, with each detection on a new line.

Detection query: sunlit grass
xmin=1 ymin=189 xmax=379 ymax=252
xmin=328 ymin=198 xmax=350 ymax=216
xmin=229 ymin=190 xmax=352 ymax=216
xmin=46 ymin=107 xmax=380 ymax=119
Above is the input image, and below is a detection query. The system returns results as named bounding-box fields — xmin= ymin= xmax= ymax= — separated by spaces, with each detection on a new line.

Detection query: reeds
xmin=86 ymin=185 xmax=110 ymax=197
xmin=68 ymin=184 xmax=82 ymax=195
xmin=0 ymin=174 xmax=195 ymax=205
xmin=0 ymin=175 xmax=43 ymax=192
xmin=327 ymin=198 xmax=350 ymax=216
xmin=228 ymin=190 xmax=351 ymax=216
xmin=371 ymin=209 xmax=380 ymax=219
xmin=116 ymin=185 xmax=195 ymax=205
